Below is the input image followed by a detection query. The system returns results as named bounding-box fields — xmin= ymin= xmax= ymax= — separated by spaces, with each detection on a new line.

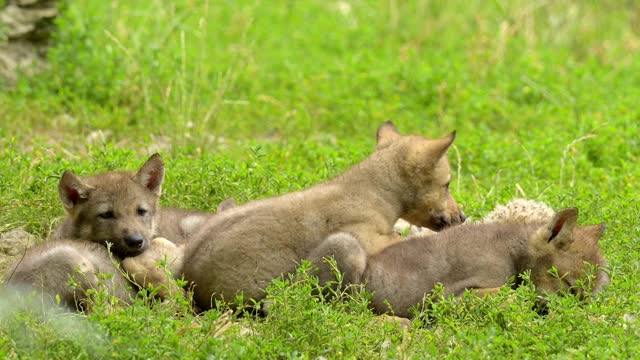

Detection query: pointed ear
xmin=409 ymin=131 xmax=456 ymax=167
xmin=58 ymin=171 xmax=95 ymax=210
xmin=578 ymin=223 xmax=605 ymax=246
xmin=376 ymin=121 xmax=401 ymax=149
xmin=426 ymin=131 xmax=456 ymax=160
xmin=546 ymin=208 xmax=579 ymax=248
xmin=136 ymin=153 xmax=165 ymax=196
xmin=216 ymin=197 xmax=236 ymax=213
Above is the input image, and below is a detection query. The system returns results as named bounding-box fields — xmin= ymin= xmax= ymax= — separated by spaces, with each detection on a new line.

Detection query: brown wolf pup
xmin=52 ymin=153 xmax=212 ymax=256
xmin=183 ymin=121 xmax=466 ymax=309
xmin=309 ymin=207 xmax=609 ymax=318
xmin=3 ymin=154 xmax=222 ymax=310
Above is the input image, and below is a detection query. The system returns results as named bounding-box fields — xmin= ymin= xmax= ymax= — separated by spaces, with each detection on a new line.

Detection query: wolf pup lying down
xmin=52 ymin=153 xmax=212 ymax=255
xmin=183 ymin=122 xmax=466 ymax=309
xmin=3 ymin=240 xmax=137 ymax=311
xmin=309 ymin=207 xmax=609 ymax=318
xmin=3 ymin=154 xmax=220 ymax=310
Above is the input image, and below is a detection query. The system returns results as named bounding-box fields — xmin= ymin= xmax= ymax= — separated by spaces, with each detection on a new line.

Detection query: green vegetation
xmin=1 ymin=0 xmax=639 ymax=357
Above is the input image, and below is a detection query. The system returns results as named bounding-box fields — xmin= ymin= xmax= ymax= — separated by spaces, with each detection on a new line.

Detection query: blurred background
xmin=1 ymin=1 xmax=639 ymax=141
xmin=0 ymin=0 xmax=637 ymax=231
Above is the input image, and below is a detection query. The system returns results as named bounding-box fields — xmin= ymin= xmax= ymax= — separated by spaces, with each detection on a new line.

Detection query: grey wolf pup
xmin=310 ymin=207 xmax=609 ymax=318
xmin=183 ymin=121 xmax=466 ymax=309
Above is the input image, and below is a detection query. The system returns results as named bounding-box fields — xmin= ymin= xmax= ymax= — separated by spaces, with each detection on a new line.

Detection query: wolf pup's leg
xmin=306 ymin=232 xmax=367 ymax=288
xmin=121 ymin=237 xmax=185 ymax=300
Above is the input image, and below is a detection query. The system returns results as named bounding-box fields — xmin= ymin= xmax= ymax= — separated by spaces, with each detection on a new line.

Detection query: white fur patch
xmin=394 ymin=198 xmax=554 ymax=235
xmin=393 ymin=218 xmax=435 ymax=237
xmin=481 ymin=198 xmax=554 ymax=225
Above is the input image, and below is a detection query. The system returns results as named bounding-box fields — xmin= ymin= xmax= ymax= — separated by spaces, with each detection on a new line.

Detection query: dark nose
xmin=460 ymin=210 xmax=467 ymax=223
xmin=124 ymin=234 xmax=145 ymax=249
xmin=435 ymin=215 xmax=450 ymax=229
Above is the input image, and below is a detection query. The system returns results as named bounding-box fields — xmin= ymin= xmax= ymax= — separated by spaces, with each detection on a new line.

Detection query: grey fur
xmin=309 ymin=208 xmax=609 ymax=318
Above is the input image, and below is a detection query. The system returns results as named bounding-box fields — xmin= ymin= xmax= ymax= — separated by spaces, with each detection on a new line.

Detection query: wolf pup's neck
xmin=330 ymin=148 xmax=407 ymax=216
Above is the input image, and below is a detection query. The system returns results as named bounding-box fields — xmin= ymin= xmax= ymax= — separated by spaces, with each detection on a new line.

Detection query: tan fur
xmin=183 ymin=122 xmax=465 ymax=309
xmin=4 ymin=154 xmax=220 ymax=310
xmin=309 ymin=208 xmax=609 ymax=318
xmin=121 ymin=237 xmax=184 ymax=299
xmin=120 ymin=198 xmax=236 ymax=300
xmin=52 ymin=153 xmax=220 ymax=255
xmin=55 ymin=154 xmax=165 ymax=256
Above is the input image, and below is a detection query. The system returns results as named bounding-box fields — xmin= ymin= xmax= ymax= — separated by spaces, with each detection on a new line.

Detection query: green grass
xmin=1 ymin=0 xmax=640 ymax=357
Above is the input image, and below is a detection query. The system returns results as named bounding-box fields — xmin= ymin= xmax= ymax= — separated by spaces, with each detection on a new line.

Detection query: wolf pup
xmin=52 ymin=153 xmax=214 ymax=256
xmin=3 ymin=240 xmax=136 ymax=311
xmin=120 ymin=198 xmax=237 ymax=300
xmin=183 ymin=121 xmax=466 ymax=309
xmin=310 ymin=207 xmax=609 ymax=318
xmin=3 ymin=154 xmax=219 ymax=310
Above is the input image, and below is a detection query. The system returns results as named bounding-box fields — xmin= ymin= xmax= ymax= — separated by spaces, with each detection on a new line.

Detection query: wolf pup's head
xmin=58 ymin=154 xmax=165 ymax=257
xmin=376 ymin=121 xmax=466 ymax=231
xmin=528 ymin=207 xmax=609 ymax=298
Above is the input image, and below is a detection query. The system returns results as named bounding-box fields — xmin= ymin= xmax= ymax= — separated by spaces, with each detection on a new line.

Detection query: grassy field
xmin=1 ymin=0 xmax=639 ymax=358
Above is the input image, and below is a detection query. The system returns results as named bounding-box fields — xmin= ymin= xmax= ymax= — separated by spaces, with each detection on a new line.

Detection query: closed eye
xmin=98 ymin=211 xmax=115 ymax=219
xmin=137 ymin=207 xmax=148 ymax=216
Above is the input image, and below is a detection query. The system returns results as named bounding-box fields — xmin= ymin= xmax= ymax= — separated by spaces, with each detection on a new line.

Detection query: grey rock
xmin=0 ymin=227 xmax=36 ymax=256
xmin=0 ymin=0 xmax=60 ymax=86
